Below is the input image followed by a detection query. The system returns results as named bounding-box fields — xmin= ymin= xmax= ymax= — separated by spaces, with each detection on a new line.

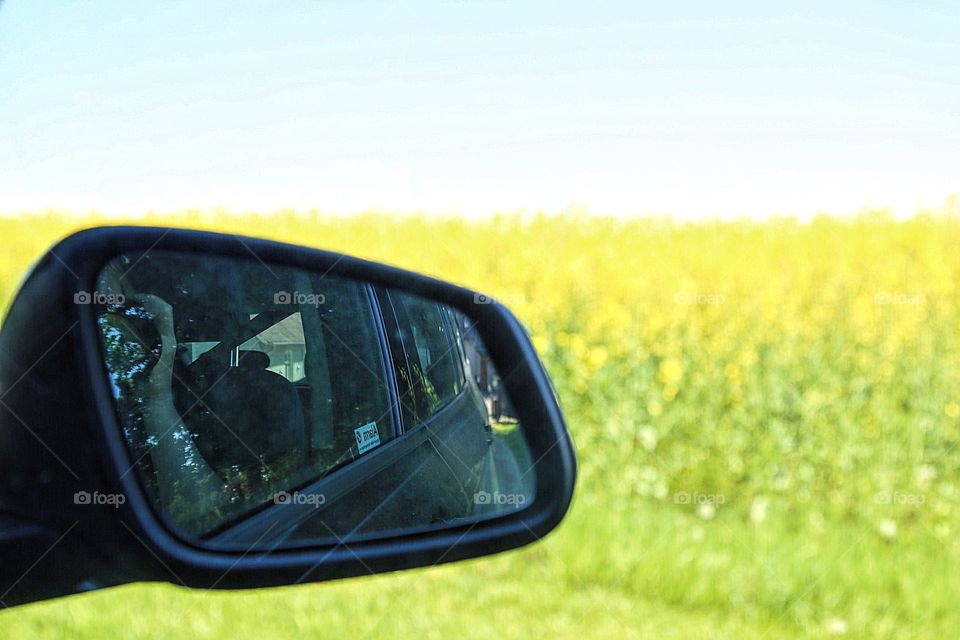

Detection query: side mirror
xmin=0 ymin=227 xmax=576 ymax=607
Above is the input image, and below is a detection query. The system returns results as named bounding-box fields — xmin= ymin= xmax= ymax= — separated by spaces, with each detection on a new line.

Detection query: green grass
xmin=3 ymin=499 xmax=953 ymax=638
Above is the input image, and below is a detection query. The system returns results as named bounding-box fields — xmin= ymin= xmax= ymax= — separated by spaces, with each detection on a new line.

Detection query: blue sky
xmin=1 ymin=1 xmax=957 ymax=219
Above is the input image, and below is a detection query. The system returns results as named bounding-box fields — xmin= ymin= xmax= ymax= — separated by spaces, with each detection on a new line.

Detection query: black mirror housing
xmin=0 ymin=227 xmax=576 ymax=607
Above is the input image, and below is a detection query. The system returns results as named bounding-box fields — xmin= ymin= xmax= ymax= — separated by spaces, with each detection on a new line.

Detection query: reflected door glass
xmin=96 ymin=252 xmax=396 ymax=537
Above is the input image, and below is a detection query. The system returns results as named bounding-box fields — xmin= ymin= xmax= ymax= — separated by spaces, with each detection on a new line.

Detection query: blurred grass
xmin=1 ymin=208 xmax=959 ymax=638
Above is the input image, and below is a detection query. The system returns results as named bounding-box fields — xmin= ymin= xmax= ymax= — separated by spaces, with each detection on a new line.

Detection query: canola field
xmin=1 ymin=209 xmax=959 ymax=639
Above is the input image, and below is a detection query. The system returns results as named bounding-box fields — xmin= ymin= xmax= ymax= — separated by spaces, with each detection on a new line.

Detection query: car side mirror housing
xmin=0 ymin=227 xmax=576 ymax=607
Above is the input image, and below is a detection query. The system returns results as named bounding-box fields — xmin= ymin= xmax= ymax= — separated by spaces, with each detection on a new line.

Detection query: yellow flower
xmin=659 ymin=358 xmax=684 ymax=384
xmin=531 ymin=334 xmax=550 ymax=354
xmin=587 ymin=346 xmax=609 ymax=371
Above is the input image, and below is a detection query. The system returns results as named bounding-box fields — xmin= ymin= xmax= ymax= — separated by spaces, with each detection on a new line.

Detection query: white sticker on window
xmin=354 ymin=422 xmax=381 ymax=455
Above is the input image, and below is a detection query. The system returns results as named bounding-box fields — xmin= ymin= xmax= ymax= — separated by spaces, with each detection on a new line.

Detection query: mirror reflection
xmin=94 ymin=251 xmax=534 ymax=548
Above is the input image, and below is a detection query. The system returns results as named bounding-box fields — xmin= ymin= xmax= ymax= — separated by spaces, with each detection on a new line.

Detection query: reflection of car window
xmin=97 ymin=251 xmax=396 ymax=538
xmin=170 ymin=277 xmax=395 ymax=486
xmin=389 ymin=292 xmax=462 ymax=421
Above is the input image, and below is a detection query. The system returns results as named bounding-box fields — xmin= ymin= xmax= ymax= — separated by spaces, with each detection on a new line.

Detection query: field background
xmin=1 ymin=209 xmax=959 ymax=639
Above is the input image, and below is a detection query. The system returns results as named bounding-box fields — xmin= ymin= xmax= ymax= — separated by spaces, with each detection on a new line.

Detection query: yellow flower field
xmin=1 ymin=208 xmax=959 ymax=638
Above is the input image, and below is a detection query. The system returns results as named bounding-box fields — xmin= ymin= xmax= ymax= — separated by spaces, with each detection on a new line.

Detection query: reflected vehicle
xmin=95 ymin=252 xmax=534 ymax=549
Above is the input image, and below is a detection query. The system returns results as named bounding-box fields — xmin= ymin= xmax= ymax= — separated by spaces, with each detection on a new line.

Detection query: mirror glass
xmin=93 ymin=251 xmax=534 ymax=549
